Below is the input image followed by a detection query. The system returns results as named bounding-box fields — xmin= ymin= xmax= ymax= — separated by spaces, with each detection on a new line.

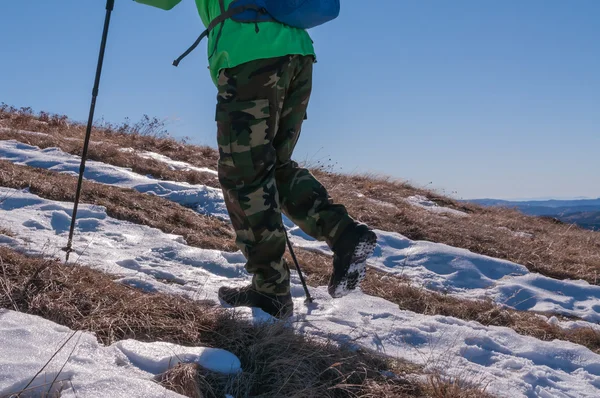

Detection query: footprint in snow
xmin=23 ymin=219 xmax=49 ymax=230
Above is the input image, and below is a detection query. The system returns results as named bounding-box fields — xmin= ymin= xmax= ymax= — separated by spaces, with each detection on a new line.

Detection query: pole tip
xmin=62 ymin=246 xmax=74 ymax=261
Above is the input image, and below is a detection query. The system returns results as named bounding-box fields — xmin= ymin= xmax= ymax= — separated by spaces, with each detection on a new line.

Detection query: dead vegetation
xmin=313 ymin=171 xmax=600 ymax=285
xmin=0 ymin=246 xmax=493 ymax=398
xmin=156 ymin=363 xmax=204 ymax=398
xmin=0 ymin=160 xmax=235 ymax=252
xmin=2 ymin=106 xmax=600 ymax=396
xmin=0 ymin=228 xmax=14 ymax=237
xmin=0 ymin=125 xmax=219 ymax=188
xmin=0 ymin=104 xmax=219 ymax=171
xmin=3 ymin=160 xmax=600 ymax=356
xmin=2 ymin=105 xmax=599 ymax=287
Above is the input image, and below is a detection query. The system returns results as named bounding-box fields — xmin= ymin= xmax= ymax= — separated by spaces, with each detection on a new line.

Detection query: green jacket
xmin=137 ymin=0 xmax=315 ymax=86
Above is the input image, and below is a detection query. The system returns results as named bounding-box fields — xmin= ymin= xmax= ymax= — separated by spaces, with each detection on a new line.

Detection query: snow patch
xmin=0 ymin=188 xmax=246 ymax=301
xmin=369 ymin=230 xmax=529 ymax=291
xmin=498 ymin=226 xmax=534 ymax=238
xmin=366 ymin=197 xmax=398 ymax=209
xmin=0 ymin=126 xmax=50 ymax=137
xmin=114 ymin=340 xmax=241 ymax=375
xmin=120 ymin=148 xmax=218 ymax=175
xmin=405 ymin=195 xmax=469 ymax=217
xmin=489 ymin=273 xmax=600 ymax=322
xmin=0 ymin=310 xmax=189 ymax=397
xmin=0 ymin=140 xmax=228 ymax=219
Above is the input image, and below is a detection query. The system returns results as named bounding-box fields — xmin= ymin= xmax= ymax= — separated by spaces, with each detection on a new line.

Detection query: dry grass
xmin=3 ymin=161 xmax=600 ymax=356
xmin=156 ymin=363 xmax=204 ymax=398
xmin=0 ymin=227 xmax=14 ymax=237
xmin=2 ymin=106 xmax=600 ymax=395
xmin=0 ymin=246 xmax=220 ymax=347
xmin=427 ymin=374 xmax=491 ymax=398
xmin=3 ymin=106 xmax=599 ymax=286
xmin=0 ymin=128 xmax=219 ymax=188
xmin=0 ymin=160 xmax=235 ymax=252
xmin=0 ymin=104 xmax=219 ymax=170
xmin=0 ymin=246 xmax=490 ymax=398
xmin=313 ymin=171 xmax=600 ymax=285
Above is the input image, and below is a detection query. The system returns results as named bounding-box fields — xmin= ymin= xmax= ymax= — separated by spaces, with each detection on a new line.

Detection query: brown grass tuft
xmin=427 ymin=373 xmax=491 ymax=398
xmin=0 ymin=228 xmax=14 ymax=237
xmin=156 ymin=363 xmax=204 ymax=398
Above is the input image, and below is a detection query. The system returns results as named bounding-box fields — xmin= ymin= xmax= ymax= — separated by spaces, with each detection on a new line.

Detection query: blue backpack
xmin=230 ymin=0 xmax=340 ymax=29
xmin=173 ymin=0 xmax=340 ymax=66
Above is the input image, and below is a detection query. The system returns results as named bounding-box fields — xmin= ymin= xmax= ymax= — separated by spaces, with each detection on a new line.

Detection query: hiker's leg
xmin=216 ymin=57 xmax=293 ymax=295
xmin=273 ymin=56 xmax=357 ymax=248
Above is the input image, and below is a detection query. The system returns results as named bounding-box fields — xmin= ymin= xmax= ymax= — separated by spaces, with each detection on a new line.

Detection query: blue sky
xmin=1 ymin=0 xmax=599 ymax=200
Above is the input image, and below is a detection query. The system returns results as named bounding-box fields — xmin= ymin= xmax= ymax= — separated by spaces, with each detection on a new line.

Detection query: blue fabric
xmin=231 ymin=0 xmax=340 ymax=29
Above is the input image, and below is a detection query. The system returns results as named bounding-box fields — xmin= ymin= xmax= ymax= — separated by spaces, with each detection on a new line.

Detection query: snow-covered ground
xmin=0 ymin=140 xmax=228 ymax=219
xmin=0 ymin=126 xmax=50 ymax=137
xmin=120 ymin=147 xmax=218 ymax=176
xmin=3 ymin=188 xmax=600 ymax=397
xmin=4 ymin=141 xmax=598 ymax=322
xmin=0 ymin=310 xmax=240 ymax=397
xmin=3 ymin=138 xmax=600 ymax=397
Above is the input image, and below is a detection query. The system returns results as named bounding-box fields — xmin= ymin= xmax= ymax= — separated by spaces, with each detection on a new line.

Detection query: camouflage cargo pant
xmin=216 ymin=55 xmax=356 ymax=295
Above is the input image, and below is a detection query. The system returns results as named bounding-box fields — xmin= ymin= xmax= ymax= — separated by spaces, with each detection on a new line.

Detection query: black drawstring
xmin=173 ymin=29 xmax=209 ymax=66
xmin=173 ymin=4 xmax=270 ymax=67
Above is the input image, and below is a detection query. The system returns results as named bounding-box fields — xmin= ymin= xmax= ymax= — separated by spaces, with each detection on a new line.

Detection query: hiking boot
xmin=218 ymin=285 xmax=294 ymax=319
xmin=329 ymin=224 xmax=377 ymax=298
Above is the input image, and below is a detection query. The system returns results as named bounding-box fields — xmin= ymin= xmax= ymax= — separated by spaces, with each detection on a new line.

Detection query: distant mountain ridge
xmin=467 ymin=198 xmax=600 ymax=231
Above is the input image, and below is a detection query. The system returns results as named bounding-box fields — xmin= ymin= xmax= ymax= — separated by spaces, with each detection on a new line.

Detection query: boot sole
xmin=330 ymin=231 xmax=377 ymax=298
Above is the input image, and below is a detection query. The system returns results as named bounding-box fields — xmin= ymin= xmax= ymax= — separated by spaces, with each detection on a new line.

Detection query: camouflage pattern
xmin=216 ymin=55 xmax=356 ymax=295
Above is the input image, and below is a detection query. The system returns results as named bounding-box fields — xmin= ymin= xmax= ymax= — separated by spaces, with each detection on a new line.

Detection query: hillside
xmin=2 ymin=105 xmax=600 ymax=397
xmin=469 ymin=198 xmax=600 ymax=231
xmin=560 ymin=211 xmax=600 ymax=231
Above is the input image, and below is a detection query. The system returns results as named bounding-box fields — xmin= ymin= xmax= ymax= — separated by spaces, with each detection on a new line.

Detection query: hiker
xmin=136 ymin=0 xmax=377 ymax=319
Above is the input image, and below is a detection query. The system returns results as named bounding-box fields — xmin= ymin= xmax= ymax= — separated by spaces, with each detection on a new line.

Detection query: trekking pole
xmin=285 ymin=230 xmax=313 ymax=303
xmin=63 ymin=0 xmax=115 ymax=261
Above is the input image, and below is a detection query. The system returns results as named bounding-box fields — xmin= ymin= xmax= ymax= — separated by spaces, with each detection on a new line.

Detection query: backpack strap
xmin=173 ymin=1 xmax=265 ymax=67
xmin=209 ymin=0 xmax=229 ymax=61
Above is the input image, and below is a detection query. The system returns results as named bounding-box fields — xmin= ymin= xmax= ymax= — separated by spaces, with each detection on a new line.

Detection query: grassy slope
xmin=2 ymin=105 xmax=599 ymax=285
xmin=2 ymin=105 xmax=600 ymax=396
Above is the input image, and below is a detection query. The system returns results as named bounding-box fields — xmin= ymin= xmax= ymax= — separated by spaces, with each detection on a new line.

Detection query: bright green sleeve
xmin=134 ymin=0 xmax=182 ymax=11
